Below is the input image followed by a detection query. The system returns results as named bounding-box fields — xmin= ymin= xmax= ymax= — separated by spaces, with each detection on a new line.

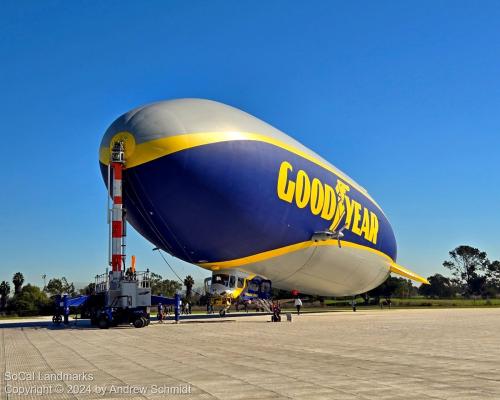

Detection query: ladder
xmin=255 ymin=298 xmax=273 ymax=313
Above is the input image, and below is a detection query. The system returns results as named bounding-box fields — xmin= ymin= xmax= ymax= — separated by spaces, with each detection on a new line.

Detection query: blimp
xmin=99 ymin=99 xmax=428 ymax=302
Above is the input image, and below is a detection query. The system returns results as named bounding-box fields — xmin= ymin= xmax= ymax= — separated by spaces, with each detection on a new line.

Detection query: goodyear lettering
xmin=295 ymin=170 xmax=310 ymax=208
xmin=310 ymin=178 xmax=324 ymax=215
xmin=276 ymin=161 xmax=379 ymax=245
xmin=277 ymin=161 xmax=295 ymax=202
xmin=321 ymin=184 xmax=336 ymax=220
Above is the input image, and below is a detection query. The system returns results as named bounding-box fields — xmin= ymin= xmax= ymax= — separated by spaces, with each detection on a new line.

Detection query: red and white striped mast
xmin=108 ymin=141 xmax=126 ymax=276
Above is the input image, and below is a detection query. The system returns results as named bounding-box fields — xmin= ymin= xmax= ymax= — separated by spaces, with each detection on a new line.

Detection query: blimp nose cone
xmin=99 ymin=98 xmax=299 ymax=168
xmin=100 ymin=131 xmax=136 ymax=165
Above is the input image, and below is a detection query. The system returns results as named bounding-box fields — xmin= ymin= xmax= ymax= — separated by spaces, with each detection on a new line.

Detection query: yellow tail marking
xmin=390 ymin=263 xmax=429 ymax=284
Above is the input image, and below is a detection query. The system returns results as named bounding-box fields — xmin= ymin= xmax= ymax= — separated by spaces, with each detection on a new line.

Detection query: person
xmin=351 ymin=298 xmax=357 ymax=312
xmin=157 ymin=303 xmax=164 ymax=323
xmin=271 ymin=301 xmax=281 ymax=322
xmin=294 ymin=297 xmax=302 ymax=315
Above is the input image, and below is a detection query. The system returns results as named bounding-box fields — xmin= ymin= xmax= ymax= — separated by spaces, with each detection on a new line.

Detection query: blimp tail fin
xmin=390 ymin=263 xmax=430 ymax=285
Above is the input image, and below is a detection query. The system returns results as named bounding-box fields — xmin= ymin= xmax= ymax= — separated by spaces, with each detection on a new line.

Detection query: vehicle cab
xmin=204 ymin=269 xmax=248 ymax=300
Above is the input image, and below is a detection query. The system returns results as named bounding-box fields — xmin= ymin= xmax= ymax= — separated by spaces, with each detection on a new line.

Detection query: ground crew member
xmin=294 ymin=297 xmax=302 ymax=315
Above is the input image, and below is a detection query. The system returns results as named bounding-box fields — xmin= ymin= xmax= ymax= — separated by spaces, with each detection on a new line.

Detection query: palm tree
xmin=12 ymin=272 xmax=24 ymax=295
xmin=0 ymin=281 xmax=10 ymax=310
xmin=183 ymin=275 xmax=195 ymax=301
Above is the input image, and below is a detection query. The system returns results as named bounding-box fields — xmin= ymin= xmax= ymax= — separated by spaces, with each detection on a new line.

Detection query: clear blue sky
xmin=1 ymin=1 xmax=499 ymax=289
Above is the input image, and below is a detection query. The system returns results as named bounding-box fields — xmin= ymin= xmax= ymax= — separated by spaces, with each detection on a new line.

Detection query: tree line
xmin=0 ymin=272 xmax=197 ymax=316
xmin=420 ymin=245 xmax=500 ymax=298
xmin=368 ymin=245 xmax=500 ymax=302
xmin=0 ymin=272 xmax=70 ymax=316
xmin=0 ymin=273 xmax=83 ymax=316
xmin=1 ymin=245 xmax=498 ymax=316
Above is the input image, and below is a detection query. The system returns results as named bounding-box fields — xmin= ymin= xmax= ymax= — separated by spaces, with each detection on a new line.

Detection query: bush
xmin=8 ymin=284 xmax=52 ymax=316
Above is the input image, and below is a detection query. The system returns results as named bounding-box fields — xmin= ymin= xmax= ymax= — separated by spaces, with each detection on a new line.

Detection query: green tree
xmin=393 ymin=279 xmax=418 ymax=298
xmin=12 ymin=272 xmax=24 ymax=295
xmin=79 ymin=283 xmax=96 ymax=295
xmin=486 ymin=260 xmax=500 ymax=289
xmin=419 ymin=274 xmax=458 ymax=298
xmin=150 ymin=273 xmax=163 ymax=290
xmin=443 ymin=246 xmax=489 ymax=295
xmin=0 ymin=281 xmax=11 ymax=310
xmin=8 ymin=284 xmax=51 ymax=316
xmin=45 ymin=278 xmax=63 ymax=296
xmin=183 ymin=275 xmax=195 ymax=301
xmin=368 ymin=277 xmax=406 ymax=302
xmin=45 ymin=277 xmax=76 ymax=297
xmin=150 ymin=273 xmax=182 ymax=297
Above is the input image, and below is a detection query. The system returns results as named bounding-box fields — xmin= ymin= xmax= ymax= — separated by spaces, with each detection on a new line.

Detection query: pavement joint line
xmin=136 ymin=330 xmax=423 ymax=399
xmin=71 ymin=328 xmax=216 ymax=399
xmin=21 ymin=328 xmax=78 ymax=399
xmin=1 ymin=309 xmax=500 ymax=399
xmin=109 ymin=328 xmax=279 ymax=400
xmin=141 ymin=334 xmax=368 ymax=399
xmin=117 ymin=321 xmax=488 ymax=399
xmin=44 ymin=329 xmax=150 ymax=400
xmin=41 ymin=329 xmax=129 ymax=383
xmin=1 ymin=328 xmax=8 ymax=400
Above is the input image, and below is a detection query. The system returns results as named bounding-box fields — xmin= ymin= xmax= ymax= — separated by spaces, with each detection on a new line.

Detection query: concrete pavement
xmin=1 ymin=308 xmax=499 ymax=399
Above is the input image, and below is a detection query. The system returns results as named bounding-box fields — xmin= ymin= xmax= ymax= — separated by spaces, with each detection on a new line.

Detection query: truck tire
xmin=133 ymin=318 xmax=144 ymax=328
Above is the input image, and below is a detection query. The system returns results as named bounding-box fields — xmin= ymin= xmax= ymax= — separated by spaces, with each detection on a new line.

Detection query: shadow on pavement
xmin=0 ymin=312 xmax=275 ymax=330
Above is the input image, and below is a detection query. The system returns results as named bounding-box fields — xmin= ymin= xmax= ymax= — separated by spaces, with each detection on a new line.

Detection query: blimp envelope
xmin=99 ymin=99 xmax=427 ymax=296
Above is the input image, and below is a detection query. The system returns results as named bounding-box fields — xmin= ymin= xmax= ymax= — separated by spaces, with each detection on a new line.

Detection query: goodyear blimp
xmin=99 ymin=99 xmax=428 ymax=300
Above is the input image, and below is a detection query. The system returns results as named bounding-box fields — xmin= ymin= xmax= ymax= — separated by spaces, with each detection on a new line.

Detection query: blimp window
xmin=237 ymin=278 xmax=244 ymax=288
xmin=229 ymin=276 xmax=236 ymax=288
xmin=213 ymin=274 xmax=230 ymax=287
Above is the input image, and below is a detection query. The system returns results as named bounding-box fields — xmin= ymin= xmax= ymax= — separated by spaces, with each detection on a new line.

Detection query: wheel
xmin=219 ymin=309 xmax=226 ymax=317
xmin=52 ymin=315 xmax=62 ymax=324
xmin=144 ymin=317 xmax=150 ymax=326
xmin=98 ymin=315 xmax=109 ymax=329
xmin=133 ymin=318 xmax=145 ymax=328
xmin=140 ymin=316 xmax=148 ymax=327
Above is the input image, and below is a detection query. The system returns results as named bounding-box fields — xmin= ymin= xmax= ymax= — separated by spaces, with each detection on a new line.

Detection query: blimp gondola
xmin=99 ymin=99 xmax=428 ymax=302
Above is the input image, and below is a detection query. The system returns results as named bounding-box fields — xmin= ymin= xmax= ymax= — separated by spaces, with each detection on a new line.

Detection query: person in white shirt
xmin=294 ymin=297 xmax=302 ymax=315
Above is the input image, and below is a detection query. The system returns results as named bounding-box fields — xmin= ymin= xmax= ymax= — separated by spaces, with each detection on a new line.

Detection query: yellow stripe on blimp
xmin=198 ymin=239 xmax=391 ymax=269
xmin=99 ymin=131 xmax=379 ymax=209
xmin=198 ymin=239 xmax=429 ymax=285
